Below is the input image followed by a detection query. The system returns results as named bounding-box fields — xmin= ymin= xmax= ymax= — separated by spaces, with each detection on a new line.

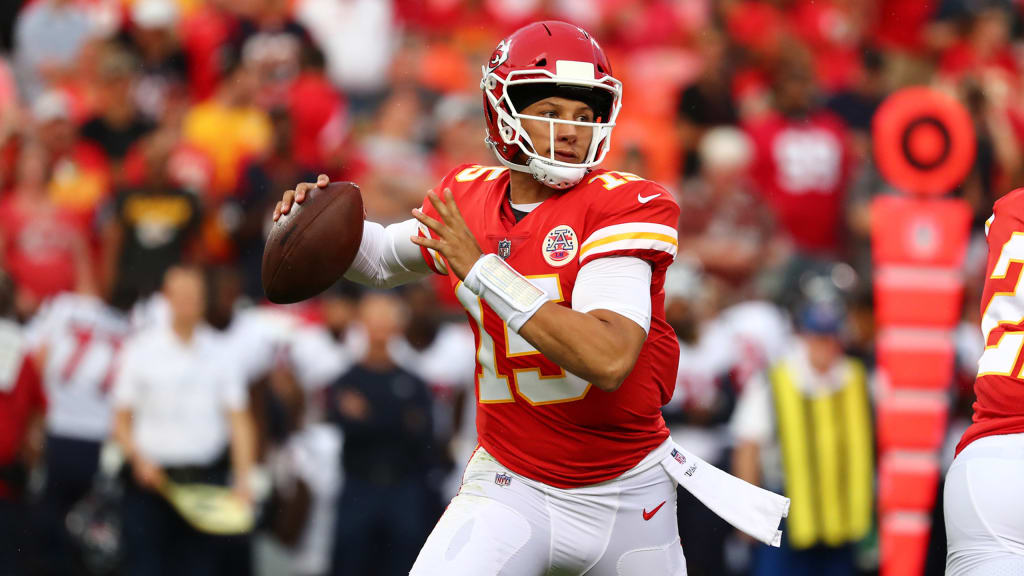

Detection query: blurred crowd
xmin=0 ymin=0 xmax=1016 ymax=575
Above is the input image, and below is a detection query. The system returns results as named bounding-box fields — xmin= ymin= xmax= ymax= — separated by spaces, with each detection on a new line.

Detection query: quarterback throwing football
xmin=275 ymin=21 xmax=786 ymax=575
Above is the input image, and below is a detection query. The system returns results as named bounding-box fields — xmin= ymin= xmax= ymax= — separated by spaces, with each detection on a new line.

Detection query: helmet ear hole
xmin=535 ymin=58 xmax=547 ymax=67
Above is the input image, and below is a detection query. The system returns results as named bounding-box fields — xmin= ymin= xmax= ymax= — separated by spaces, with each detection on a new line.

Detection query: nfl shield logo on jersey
xmin=671 ymin=449 xmax=686 ymax=465
xmin=494 ymin=473 xmax=512 ymax=487
xmin=498 ymin=238 xmax=512 ymax=259
xmin=542 ymin=225 xmax=578 ymax=267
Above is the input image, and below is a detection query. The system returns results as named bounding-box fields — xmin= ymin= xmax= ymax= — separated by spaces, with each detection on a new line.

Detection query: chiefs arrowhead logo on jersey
xmin=543 ymin=225 xmax=578 ymax=267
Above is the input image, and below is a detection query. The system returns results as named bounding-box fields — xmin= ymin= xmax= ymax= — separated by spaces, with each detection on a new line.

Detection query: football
xmin=261 ymin=182 xmax=364 ymax=304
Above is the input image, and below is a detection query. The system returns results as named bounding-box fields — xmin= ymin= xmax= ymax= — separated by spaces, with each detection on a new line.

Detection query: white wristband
xmin=463 ymin=254 xmax=548 ymax=331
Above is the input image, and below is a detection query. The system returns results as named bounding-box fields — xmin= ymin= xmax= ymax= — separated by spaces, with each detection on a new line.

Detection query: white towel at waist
xmin=661 ymin=439 xmax=790 ymax=547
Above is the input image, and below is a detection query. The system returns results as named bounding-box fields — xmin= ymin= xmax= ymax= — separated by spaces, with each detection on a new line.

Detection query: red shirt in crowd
xmin=745 ymin=111 xmax=850 ymax=255
xmin=0 ymin=195 xmax=86 ymax=301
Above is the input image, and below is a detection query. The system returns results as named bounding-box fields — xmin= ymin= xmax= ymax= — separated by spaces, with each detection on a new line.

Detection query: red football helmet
xmin=481 ymin=21 xmax=623 ymax=189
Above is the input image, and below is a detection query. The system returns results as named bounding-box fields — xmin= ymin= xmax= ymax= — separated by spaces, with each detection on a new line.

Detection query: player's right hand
xmin=273 ymin=174 xmax=330 ymax=222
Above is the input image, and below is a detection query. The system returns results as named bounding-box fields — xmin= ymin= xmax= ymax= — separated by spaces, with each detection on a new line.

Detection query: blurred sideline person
xmin=225 ymin=300 xmax=350 ymax=576
xmin=662 ymin=262 xmax=792 ymax=576
xmin=677 ymin=127 xmax=779 ymax=301
xmin=277 ymin=21 xmax=787 ymax=575
xmin=388 ymin=281 xmax=476 ymax=504
xmin=327 ymin=292 xmax=434 ymax=576
xmin=112 ymin=265 xmax=255 ymax=576
xmin=945 ymin=191 xmax=1024 ymax=574
xmin=0 ymin=270 xmax=46 ymax=576
xmin=24 ymin=286 xmax=132 ymax=576
xmin=731 ymin=293 xmax=873 ymax=576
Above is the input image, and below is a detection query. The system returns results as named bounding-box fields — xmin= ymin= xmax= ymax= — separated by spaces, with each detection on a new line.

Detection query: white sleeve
xmin=221 ymin=363 xmax=248 ymax=412
xmin=111 ymin=339 xmax=140 ymax=409
xmin=571 ymin=257 xmax=653 ymax=333
xmin=343 ymin=218 xmax=432 ymax=288
xmin=23 ymin=296 xmax=59 ymax=351
xmin=218 ymin=340 xmax=248 ymax=411
xmin=730 ymin=372 xmax=774 ymax=445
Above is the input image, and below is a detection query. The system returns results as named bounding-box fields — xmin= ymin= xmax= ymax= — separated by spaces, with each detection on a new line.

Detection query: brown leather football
xmin=262 ymin=182 xmax=364 ymax=304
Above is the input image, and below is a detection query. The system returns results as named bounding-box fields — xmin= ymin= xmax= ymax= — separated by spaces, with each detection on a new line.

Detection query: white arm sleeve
xmin=343 ymin=218 xmax=432 ymax=288
xmin=571 ymin=257 xmax=653 ymax=333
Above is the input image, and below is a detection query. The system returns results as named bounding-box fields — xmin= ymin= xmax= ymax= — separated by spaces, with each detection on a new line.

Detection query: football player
xmin=275 ymin=22 xmax=784 ymax=575
xmin=24 ymin=288 xmax=132 ymax=575
xmin=945 ymin=190 xmax=1024 ymax=574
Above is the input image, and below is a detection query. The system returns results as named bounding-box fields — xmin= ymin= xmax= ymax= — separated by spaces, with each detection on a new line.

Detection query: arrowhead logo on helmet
xmin=487 ymin=39 xmax=510 ymax=74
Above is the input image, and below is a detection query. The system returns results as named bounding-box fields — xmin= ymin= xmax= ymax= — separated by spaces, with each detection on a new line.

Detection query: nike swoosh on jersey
xmin=642 ymin=501 xmax=666 ymax=521
xmin=637 ymin=193 xmax=661 ymax=204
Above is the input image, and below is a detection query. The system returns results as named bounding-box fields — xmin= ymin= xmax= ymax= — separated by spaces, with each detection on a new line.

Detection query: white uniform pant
xmin=945 ymin=432 xmax=1024 ymax=575
xmin=411 ymin=439 xmax=687 ymax=576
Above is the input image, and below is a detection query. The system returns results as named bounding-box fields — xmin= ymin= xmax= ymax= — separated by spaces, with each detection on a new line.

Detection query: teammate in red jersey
xmin=945 ymin=189 xmax=1024 ymax=575
xmin=275 ymin=21 xmax=787 ymax=575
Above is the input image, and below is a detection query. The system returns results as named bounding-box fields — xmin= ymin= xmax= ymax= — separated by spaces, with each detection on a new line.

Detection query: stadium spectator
xmin=677 ymin=126 xmax=780 ymax=301
xmin=0 ymin=140 xmax=94 ymax=319
xmin=0 ymin=270 xmax=46 ymax=576
xmin=286 ymin=45 xmax=348 ymax=173
xmin=182 ymin=52 xmax=272 ymax=200
xmin=81 ymin=47 xmax=155 ymax=186
xmin=101 ymin=128 xmax=201 ymax=308
xmin=236 ymin=0 xmax=313 ymax=109
xmin=745 ymin=46 xmax=851 ymax=257
xmin=33 ymin=90 xmax=111 ymax=233
xmin=123 ymin=0 xmax=189 ymax=122
xmin=112 ymin=265 xmax=255 ymax=576
xmin=327 ymin=292 xmax=434 ymax=576
xmin=429 ymin=93 xmax=491 ymax=181
xmin=355 ymin=86 xmax=434 ymax=223
xmin=676 ymin=28 xmax=739 ymax=178
xmin=12 ymin=0 xmax=96 ymax=101
xmin=293 ymin=0 xmax=396 ymax=100
xmin=24 ymin=286 xmax=132 ymax=576
xmin=179 ymin=0 xmax=238 ymax=102
xmin=235 ymin=108 xmax=317 ymax=299
xmin=731 ymin=292 xmax=873 ymax=576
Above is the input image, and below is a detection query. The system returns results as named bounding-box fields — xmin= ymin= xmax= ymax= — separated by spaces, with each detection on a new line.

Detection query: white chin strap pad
xmin=528 ymin=159 xmax=587 ymax=190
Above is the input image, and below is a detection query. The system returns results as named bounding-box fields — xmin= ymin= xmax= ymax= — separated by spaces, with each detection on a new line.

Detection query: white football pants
xmin=945 ymin=432 xmax=1024 ymax=576
xmin=410 ymin=439 xmax=687 ymax=576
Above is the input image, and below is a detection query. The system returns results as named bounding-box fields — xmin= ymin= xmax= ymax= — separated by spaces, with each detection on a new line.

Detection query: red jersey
xmin=0 ymin=196 xmax=85 ymax=300
xmin=746 ymin=112 xmax=849 ymax=255
xmin=958 ymin=188 xmax=1024 ymax=455
xmin=419 ymin=164 xmax=680 ymax=488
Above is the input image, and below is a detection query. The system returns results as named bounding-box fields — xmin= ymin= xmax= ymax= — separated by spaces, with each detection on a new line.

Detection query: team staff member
xmin=276 ymin=22 xmax=787 ymax=575
xmin=112 ymin=265 xmax=255 ymax=576
xmin=327 ymin=292 xmax=435 ymax=576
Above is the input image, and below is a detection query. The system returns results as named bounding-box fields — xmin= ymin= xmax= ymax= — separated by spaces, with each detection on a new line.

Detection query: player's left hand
xmin=411 ymin=188 xmax=483 ymax=280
